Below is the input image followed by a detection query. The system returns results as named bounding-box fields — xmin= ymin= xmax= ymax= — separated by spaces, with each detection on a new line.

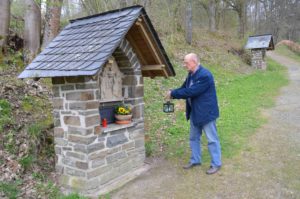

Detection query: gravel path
xmin=111 ymin=52 xmax=300 ymax=199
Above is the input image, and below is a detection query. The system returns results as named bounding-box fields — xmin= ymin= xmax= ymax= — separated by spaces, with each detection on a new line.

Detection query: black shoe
xmin=183 ymin=163 xmax=201 ymax=169
xmin=206 ymin=166 xmax=221 ymax=175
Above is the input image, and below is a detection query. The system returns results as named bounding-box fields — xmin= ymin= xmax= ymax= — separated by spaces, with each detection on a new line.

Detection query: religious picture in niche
xmin=99 ymin=57 xmax=124 ymax=101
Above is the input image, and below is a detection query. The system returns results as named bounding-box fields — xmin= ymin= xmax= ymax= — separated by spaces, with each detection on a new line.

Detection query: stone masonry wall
xmin=251 ymin=49 xmax=267 ymax=70
xmin=51 ymin=39 xmax=146 ymax=195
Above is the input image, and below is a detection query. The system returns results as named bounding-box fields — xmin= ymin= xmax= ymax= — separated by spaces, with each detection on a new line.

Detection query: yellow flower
xmin=115 ymin=105 xmax=131 ymax=115
xmin=119 ymin=107 xmax=125 ymax=113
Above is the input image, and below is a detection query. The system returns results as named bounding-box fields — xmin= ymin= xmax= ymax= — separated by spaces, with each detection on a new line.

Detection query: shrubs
xmin=277 ymin=40 xmax=300 ymax=55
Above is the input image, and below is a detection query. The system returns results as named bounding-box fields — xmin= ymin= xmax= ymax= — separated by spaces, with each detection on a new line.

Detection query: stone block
xmin=68 ymin=135 xmax=97 ymax=145
xmin=91 ymin=158 xmax=106 ymax=168
xmin=59 ymin=174 xmax=70 ymax=187
xmin=99 ymin=171 xmax=118 ymax=185
xmin=94 ymin=125 xmax=102 ymax=135
xmin=68 ymin=126 xmax=93 ymax=136
xmin=52 ymin=98 xmax=64 ymax=109
xmin=62 ymin=147 xmax=72 ymax=151
xmin=132 ymin=104 xmax=144 ymax=119
xmin=65 ymin=76 xmax=85 ymax=83
xmin=122 ymin=141 xmax=135 ymax=150
xmin=110 ymin=128 xmax=126 ymax=135
xmin=87 ymin=142 xmax=105 ymax=153
xmin=66 ymin=151 xmax=87 ymax=161
xmin=61 ymin=84 xmax=75 ymax=91
xmin=63 ymin=116 xmax=81 ymax=126
xmin=65 ymin=167 xmax=86 ymax=177
xmin=55 ymin=165 xmax=64 ymax=174
xmin=106 ymin=134 xmax=128 ymax=148
xmin=54 ymin=127 xmax=64 ymax=138
xmin=127 ymin=148 xmax=145 ymax=158
xmin=75 ymin=161 xmax=89 ymax=170
xmin=55 ymin=146 xmax=61 ymax=154
xmin=95 ymin=90 xmax=100 ymax=99
xmin=52 ymin=86 xmax=60 ymax=97
xmin=61 ymin=111 xmax=71 ymax=114
xmin=139 ymin=76 xmax=143 ymax=85
xmin=75 ymin=83 xmax=98 ymax=90
xmin=78 ymin=110 xmax=99 ymax=116
xmin=65 ymin=102 xmax=69 ymax=110
xmin=69 ymin=101 xmax=99 ymax=110
xmin=85 ymin=115 xmax=100 ymax=127
xmin=128 ymin=86 xmax=144 ymax=98
xmin=87 ymin=165 xmax=111 ymax=179
xmin=62 ymin=157 xmax=76 ymax=168
xmin=52 ymin=110 xmax=60 ymax=118
xmin=69 ymin=177 xmax=86 ymax=190
xmin=106 ymin=151 xmax=127 ymax=164
xmin=66 ymin=91 xmax=94 ymax=101
xmin=54 ymin=118 xmax=61 ymax=127
xmin=89 ymin=150 xmax=108 ymax=160
xmin=122 ymin=75 xmax=136 ymax=85
xmin=129 ymin=128 xmax=144 ymax=139
xmin=135 ymin=138 xmax=145 ymax=148
xmin=107 ymin=146 xmax=121 ymax=154
xmin=74 ymin=144 xmax=87 ymax=153
xmin=52 ymin=77 xmax=65 ymax=84
xmin=55 ymin=138 xmax=68 ymax=146
xmin=69 ymin=177 xmax=100 ymax=191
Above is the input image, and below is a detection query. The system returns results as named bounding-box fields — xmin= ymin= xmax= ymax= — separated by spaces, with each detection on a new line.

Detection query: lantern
xmin=163 ymin=101 xmax=174 ymax=113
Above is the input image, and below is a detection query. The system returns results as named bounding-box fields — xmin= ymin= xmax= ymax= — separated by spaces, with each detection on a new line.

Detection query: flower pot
xmin=115 ymin=114 xmax=132 ymax=124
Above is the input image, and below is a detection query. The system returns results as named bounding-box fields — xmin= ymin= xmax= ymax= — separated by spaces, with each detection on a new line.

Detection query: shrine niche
xmin=98 ymin=57 xmax=124 ymax=101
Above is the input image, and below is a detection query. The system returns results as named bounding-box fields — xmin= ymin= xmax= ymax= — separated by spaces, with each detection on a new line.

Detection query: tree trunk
xmin=185 ymin=0 xmax=192 ymax=45
xmin=0 ymin=0 xmax=11 ymax=50
xmin=42 ymin=0 xmax=63 ymax=49
xmin=208 ymin=0 xmax=217 ymax=32
xmin=119 ymin=0 xmax=127 ymax=8
xmin=24 ymin=0 xmax=41 ymax=63
xmin=237 ymin=0 xmax=246 ymax=39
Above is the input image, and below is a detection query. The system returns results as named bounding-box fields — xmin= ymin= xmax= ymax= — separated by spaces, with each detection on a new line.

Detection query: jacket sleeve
xmin=179 ymin=77 xmax=187 ymax=89
xmin=171 ymin=75 xmax=210 ymax=99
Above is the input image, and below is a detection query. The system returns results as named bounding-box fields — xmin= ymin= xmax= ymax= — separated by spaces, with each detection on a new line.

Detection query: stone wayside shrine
xmin=18 ymin=6 xmax=175 ymax=196
xmin=245 ymin=34 xmax=274 ymax=69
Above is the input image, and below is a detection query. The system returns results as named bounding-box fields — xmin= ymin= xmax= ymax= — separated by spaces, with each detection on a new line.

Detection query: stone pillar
xmin=251 ymin=49 xmax=267 ymax=70
xmin=52 ymin=76 xmax=103 ymax=193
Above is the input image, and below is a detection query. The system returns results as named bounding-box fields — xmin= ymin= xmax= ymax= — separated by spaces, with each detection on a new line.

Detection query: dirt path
xmin=111 ymin=52 xmax=300 ymax=199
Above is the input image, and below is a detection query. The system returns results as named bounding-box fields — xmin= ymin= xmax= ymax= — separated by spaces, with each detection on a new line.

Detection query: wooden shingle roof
xmin=19 ymin=6 xmax=175 ymax=79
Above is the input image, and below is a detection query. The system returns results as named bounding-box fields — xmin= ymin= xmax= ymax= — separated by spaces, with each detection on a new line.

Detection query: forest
xmin=0 ymin=0 xmax=299 ymax=61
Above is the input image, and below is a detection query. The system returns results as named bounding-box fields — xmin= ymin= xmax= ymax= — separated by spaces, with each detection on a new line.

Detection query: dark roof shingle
xmin=19 ymin=6 xmax=143 ymax=78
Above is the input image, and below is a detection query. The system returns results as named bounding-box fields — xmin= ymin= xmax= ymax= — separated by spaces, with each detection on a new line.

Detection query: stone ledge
xmin=82 ymin=163 xmax=149 ymax=197
xmin=102 ymin=122 xmax=136 ymax=134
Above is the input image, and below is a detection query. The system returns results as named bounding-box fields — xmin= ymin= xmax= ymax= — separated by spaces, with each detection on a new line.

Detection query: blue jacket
xmin=171 ymin=65 xmax=219 ymax=126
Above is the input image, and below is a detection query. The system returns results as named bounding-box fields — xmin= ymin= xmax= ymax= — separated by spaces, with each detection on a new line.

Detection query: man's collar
xmin=190 ymin=65 xmax=201 ymax=76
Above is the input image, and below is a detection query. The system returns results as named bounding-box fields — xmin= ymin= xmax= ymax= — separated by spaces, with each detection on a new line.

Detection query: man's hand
xmin=165 ymin=90 xmax=172 ymax=100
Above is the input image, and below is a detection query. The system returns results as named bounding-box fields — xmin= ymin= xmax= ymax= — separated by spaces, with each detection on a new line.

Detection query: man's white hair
xmin=185 ymin=53 xmax=200 ymax=64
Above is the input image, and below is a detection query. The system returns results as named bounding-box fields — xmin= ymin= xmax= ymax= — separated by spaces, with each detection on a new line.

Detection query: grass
xmin=0 ymin=99 xmax=12 ymax=132
xmin=143 ymin=56 xmax=288 ymax=163
xmin=0 ymin=181 xmax=21 ymax=199
xmin=275 ymin=44 xmax=300 ymax=62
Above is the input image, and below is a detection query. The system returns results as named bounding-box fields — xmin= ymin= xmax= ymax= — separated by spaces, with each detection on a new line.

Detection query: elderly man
xmin=166 ymin=53 xmax=222 ymax=174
